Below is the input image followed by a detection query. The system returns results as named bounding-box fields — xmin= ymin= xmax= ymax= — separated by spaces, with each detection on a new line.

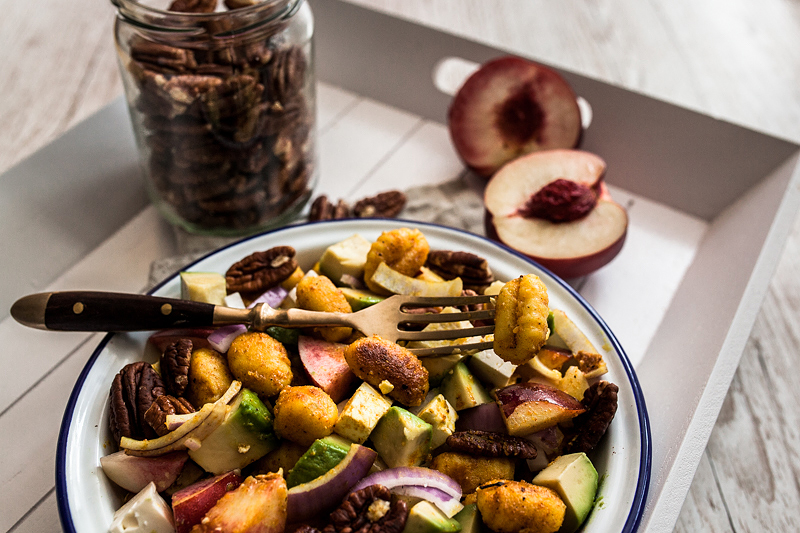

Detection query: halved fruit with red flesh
xmin=192 ymin=473 xmax=286 ymax=533
xmin=496 ymin=382 xmax=585 ymax=436
xmin=172 ymin=471 xmax=243 ymax=533
xmin=448 ymin=56 xmax=582 ymax=177
xmin=484 ymin=150 xmax=628 ymax=279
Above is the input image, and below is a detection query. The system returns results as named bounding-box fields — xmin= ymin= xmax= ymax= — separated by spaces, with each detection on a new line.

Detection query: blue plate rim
xmin=56 ymin=218 xmax=651 ymax=533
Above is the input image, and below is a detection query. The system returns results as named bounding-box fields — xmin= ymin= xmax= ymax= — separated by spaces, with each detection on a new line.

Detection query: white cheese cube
xmin=415 ymin=394 xmax=457 ymax=449
xmin=108 ymin=482 xmax=174 ymax=533
xmin=334 ymin=382 xmax=393 ymax=443
xmin=468 ymin=349 xmax=517 ymax=388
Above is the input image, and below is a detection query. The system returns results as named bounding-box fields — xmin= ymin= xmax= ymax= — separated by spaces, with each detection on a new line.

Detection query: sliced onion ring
xmin=120 ymin=381 xmax=241 ymax=456
xmin=350 ymin=466 xmax=462 ymax=500
xmin=392 ymin=485 xmax=464 ymax=517
xmin=208 ymin=324 xmax=247 ymax=353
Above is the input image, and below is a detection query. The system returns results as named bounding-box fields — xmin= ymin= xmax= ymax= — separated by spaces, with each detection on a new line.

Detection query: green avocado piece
xmin=265 ymin=326 xmax=300 ymax=345
xmin=340 ymin=287 xmax=385 ymax=311
xmin=531 ymin=452 xmax=599 ymax=533
xmin=421 ymin=354 xmax=464 ymax=387
xmin=440 ymin=361 xmax=492 ymax=411
xmin=371 ymin=407 xmax=432 ymax=468
xmin=452 ymin=504 xmax=487 ymax=533
xmin=402 ymin=501 xmax=462 ymax=533
xmin=287 ymin=435 xmax=353 ymax=488
xmin=188 ymin=389 xmax=279 ymax=474
xmin=318 ymin=234 xmax=372 ymax=285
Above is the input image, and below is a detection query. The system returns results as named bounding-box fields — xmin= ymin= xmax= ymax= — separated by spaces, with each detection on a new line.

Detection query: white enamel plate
xmin=56 ymin=219 xmax=650 ymax=532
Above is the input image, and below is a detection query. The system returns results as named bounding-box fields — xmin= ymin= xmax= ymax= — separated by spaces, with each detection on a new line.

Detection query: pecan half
xmin=446 ymin=430 xmax=537 ymax=459
xmin=323 ymin=485 xmax=408 ymax=533
xmin=109 ymin=362 xmax=166 ymax=443
xmin=144 ymin=395 xmax=196 ymax=436
xmin=425 ymin=250 xmax=494 ymax=290
xmin=309 ymin=195 xmax=350 ymax=221
xmin=226 ymin=245 xmax=298 ymax=293
xmin=519 ymin=178 xmax=597 ymax=223
xmin=168 ymin=0 xmax=217 ymax=13
xmin=563 ymin=380 xmax=619 ymax=454
xmin=161 ymin=339 xmax=193 ymax=396
xmin=353 ymin=190 xmax=406 ymax=219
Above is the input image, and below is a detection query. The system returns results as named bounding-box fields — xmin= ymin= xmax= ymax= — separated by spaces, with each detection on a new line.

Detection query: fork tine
xmin=399 ymin=294 xmax=494 ymax=308
xmin=398 ymin=325 xmax=495 ymax=342
xmin=407 ymin=340 xmax=495 ymax=357
xmin=401 ymin=309 xmax=496 ymax=324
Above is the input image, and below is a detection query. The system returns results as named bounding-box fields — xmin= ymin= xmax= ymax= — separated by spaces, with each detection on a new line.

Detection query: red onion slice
xmin=392 ymin=485 xmax=463 ymax=517
xmin=207 ymin=324 xmax=247 ymax=353
xmin=350 ymin=466 xmax=462 ymax=500
xmin=247 ymin=285 xmax=289 ymax=309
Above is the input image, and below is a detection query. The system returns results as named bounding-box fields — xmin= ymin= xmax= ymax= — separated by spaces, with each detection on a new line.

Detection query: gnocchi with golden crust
xmin=185 ymin=347 xmax=234 ymax=407
xmin=227 ymin=331 xmax=293 ymax=398
xmin=476 ymin=480 xmax=566 ymax=533
xmin=429 ymin=452 xmax=515 ymax=494
xmin=364 ymin=228 xmax=429 ymax=294
xmin=273 ymin=385 xmax=338 ymax=446
xmin=295 ymin=274 xmax=353 ymax=342
xmin=494 ymin=274 xmax=550 ymax=364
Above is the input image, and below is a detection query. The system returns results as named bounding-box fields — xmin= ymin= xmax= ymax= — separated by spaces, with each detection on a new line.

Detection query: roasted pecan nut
xmin=169 ymin=0 xmax=217 ymax=13
xmin=563 ymin=380 xmax=619 ymax=454
xmin=352 ymin=190 xmax=406 ymax=219
xmin=309 ymin=195 xmax=351 ymax=221
xmin=226 ymin=245 xmax=298 ymax=293
xmin=446 ymin=430 xmax=537 ymax=459
xmin=425 ymin=250 xmax=494 ymax=290
xmin=323 ymin=485 xmax=408 ymax=533
xmin=161 ymin=339 xmax=193 ymax=396
xmin=225 ymin=0 xmax=261 ymax=9
xmin=109 ymin=362 xmax=166 ymax=443
xmin=144 ymin=394 xmax=196 ymax=436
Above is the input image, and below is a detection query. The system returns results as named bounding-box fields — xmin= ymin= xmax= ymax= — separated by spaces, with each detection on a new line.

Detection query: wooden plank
xmin=672 ymin=452 xmax=733 ymax=533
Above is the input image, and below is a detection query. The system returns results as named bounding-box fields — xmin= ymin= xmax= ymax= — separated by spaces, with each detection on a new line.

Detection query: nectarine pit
xmin=518 ymin=178 xmax=597 ymax=223
xmin=496 ymin=84 xmax=545 ymax=147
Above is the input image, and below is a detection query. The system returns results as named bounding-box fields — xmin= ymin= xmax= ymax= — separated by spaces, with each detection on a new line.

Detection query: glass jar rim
xmin=111 ymin=0 xmax=305 ymax=35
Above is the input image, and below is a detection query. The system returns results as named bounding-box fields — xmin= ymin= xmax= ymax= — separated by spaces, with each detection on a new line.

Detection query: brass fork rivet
xmin=161 ymin=304 xmax=172 ymax=315
xmin=73 ymin=302 xmax=84 ymax=314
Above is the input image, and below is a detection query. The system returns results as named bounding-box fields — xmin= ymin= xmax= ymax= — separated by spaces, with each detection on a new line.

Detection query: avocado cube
xmin=287 ymin=435 xmax=353 ymax=488
xmin=188 ymin=389 xmax=279 ymax=474
xmin=441 ymin=362 xmax=492 ymax=411
xmin=318 ymin=234 xmax=372 ymax=284
xmin=453 ymin=504 xmax=487 ymax=533
xmin=531 ymin=452 xmax=599 ymax=533
xmin=180 ymin=271 xmax=227 ymax=305
xmin=421 ymin=354 xmax=465 ymax=387
xmin=402 ymin=500 xmax=462 ymax=533
xmin=371 ymin=407 xmax=432 ymax=468
xmin=340 ymin=287 xmax=385 ymax=311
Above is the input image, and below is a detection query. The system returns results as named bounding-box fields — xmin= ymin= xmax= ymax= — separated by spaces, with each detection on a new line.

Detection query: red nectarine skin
xmin=496 ymin=382 xmax=584 ymax=418
xmin=448 ymin=56 xmax=582 ymax=177
xmin=172 ymin=471 xmax=243 ymax=533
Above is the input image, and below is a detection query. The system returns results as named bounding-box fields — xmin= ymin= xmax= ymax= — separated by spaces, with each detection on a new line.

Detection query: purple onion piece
xmin=247 ymin=285 xmax=289 ymax=309
xmin=349 ymin=466 xmax=462 ymax=500
xmin=207 ymin=324 xmax=247 ymax=353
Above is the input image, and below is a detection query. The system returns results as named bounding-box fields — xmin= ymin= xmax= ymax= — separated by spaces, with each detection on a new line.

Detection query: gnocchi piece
xmin=343 ymin=335 xmax=429 ymax=407
xmin=185 ymin=347 xmax=234 ymax=407
xmin=295 ymin=274 xmax=352 ymax=342
xmin=429 ymin=452 xmax=515 ymax=494
xmin=476 ymin=480 xmax=565 ymax=533
xmin=227 ymin=332 xmax=293 ymax=398
xmin=273 ymin=386 xmax=339 ymax=446
xmin=494 ymin=274 xmax=550 ymax=364
xmin=364 ymin=228 xmax=430 ymax=294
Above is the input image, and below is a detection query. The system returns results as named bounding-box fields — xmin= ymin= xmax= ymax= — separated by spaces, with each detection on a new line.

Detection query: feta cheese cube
xmin=334 ymin=382 xmax=393 ymax=443
xmin=108 ymin=482 xmax=174 ymax=533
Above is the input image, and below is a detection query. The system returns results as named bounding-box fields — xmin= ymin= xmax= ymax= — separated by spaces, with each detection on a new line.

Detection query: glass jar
xmin=112 ymin=0 xmax=316 ymax=236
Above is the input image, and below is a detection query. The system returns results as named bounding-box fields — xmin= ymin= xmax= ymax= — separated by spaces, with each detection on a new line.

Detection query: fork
xmin=10 ymin=291 xmax=496 ymax=356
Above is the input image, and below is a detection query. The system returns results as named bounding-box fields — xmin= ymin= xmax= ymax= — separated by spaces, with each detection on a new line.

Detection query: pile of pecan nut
xmin=124 ymin=0 xmax=314 ymax=231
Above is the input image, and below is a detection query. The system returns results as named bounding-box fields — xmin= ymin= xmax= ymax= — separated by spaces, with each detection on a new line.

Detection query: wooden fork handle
xmin=11 ymin=291 xmax=219 ymax=332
